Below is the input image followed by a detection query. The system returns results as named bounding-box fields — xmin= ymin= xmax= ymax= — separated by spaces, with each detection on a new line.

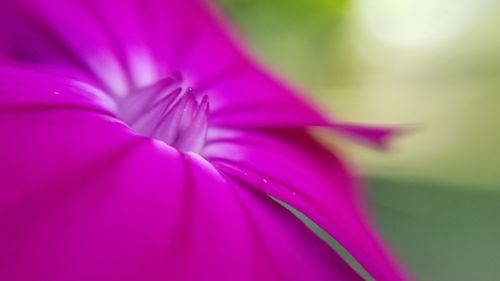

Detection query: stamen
xmin=117 ymin=76 xmax=176 ymax=124
xmin=116 ymin=75 xmax=210 ymax=153
xmin=151 ymin=89 xmax=193 ymax=144
xmin=174 ymin=95 xmax=209 ymax=153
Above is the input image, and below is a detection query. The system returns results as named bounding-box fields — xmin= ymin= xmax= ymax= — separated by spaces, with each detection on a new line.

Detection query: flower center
xmin=116 ymin=74 xmax=209 ymax=153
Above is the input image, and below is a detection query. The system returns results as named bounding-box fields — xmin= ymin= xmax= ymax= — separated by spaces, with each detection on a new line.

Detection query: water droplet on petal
xmin=262 ymin=178 xmax=269 ymax=184
xmin=53 ymin=91 xmax=61 ymax=95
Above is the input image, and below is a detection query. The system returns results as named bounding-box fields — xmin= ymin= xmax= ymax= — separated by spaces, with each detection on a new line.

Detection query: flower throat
xmin=116 ymin=74 xmax=209 ymax=153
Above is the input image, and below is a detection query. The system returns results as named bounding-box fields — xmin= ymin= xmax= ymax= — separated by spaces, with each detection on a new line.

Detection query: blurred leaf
xmin=219 ymin=0 xmax=358 ymax=88
xmin=369 ymin=177 xmax=500 ymax=280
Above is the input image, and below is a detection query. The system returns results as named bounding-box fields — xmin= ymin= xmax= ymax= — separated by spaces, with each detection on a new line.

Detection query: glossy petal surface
xmin=206 ymin=128 xmax=408 ymax=281
xmin=0 ymin=0 xmax=408 ymax=280
xmin=0 ymin=67 xmax=365 ymax=281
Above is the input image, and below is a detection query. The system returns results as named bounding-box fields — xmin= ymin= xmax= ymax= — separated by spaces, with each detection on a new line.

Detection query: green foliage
xmin=219 ymin=0 xmax=358 ymax=88
xmin=370 ymin=178 xmax=500 ymax=280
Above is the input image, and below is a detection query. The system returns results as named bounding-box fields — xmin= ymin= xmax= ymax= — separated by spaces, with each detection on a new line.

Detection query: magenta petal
xmin=206 ymin=66 xmax=328 ymax=127
xmin=330 ymin=123 xmax=404 ymax=149
xmin=174 ymin=1 xmax=247 ymax=87
xmin=0 ymin=66 xmax=365 ymax=280
xmin=0 ymin=140 xmax=185 ymax=280
xmin=0 ymin=147 xmax=364 ymax=280
xmin=161 ymin=154 xmax=365 ymax=281
xmin=134 ymin=0 xmax=198 ymax=75
xmin=0 ymin=106 xmax=363 ymax=281
xmin=0 ymin=68 xmax=133 ymax=202
xmin=200 ymin=64 xmax=400 ymax=148
xmin=205 ymin=129 xmax=409 ymax=281
xmin=0 ymin=66 xmax=115 ymax=114
xmin=0 ymin=0 xmax=408 ymax=279
xmin=77 ymin=0 xmax=157 ymax=87
xmin=0 ymin=0 xmax=396 ymax=148
xmin=0 ymin=0 xmax=130 ymax=94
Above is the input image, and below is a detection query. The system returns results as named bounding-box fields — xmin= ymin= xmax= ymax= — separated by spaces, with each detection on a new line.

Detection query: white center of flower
xmin=116 ymin=74 xmax=209 ymax=153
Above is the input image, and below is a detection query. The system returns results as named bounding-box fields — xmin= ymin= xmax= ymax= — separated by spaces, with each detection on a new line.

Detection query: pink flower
xmin=0 ymin=0 xmax=408 ymax=280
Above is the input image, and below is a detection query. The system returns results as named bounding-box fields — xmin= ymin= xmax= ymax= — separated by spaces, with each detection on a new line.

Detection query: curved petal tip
xmin=329 ymin=123 xmax=415 ymax=149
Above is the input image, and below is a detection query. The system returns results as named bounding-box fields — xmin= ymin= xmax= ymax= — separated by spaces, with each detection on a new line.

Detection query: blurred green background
xmin=220 ymin=0 xmax=500 ymax=280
